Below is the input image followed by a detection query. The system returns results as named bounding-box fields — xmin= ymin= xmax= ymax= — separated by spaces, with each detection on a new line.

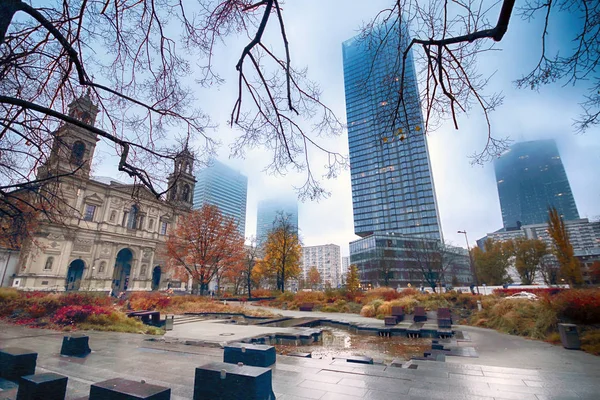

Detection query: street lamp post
xmin=458 ymin=230 xmax=479 ymax=294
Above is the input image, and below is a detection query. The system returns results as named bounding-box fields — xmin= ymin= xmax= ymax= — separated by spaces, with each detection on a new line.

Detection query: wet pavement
xmin=1 ymin=322 xmax=599 ymax=400
xmin=275 ymin=328 xmax=431 ymax=362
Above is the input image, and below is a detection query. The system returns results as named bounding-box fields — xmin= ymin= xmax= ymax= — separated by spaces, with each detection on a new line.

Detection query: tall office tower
xmin=193 ymin=159 xmax=248 ymax=236
xmin=256 ymin=198 xmax=299 ymax=244
xmin=494 ymin=139 xmax=579 ymax=228
xmin=342 ymin=22 xmax=442 ymax=240
xmin=302 ymin=244 xmax=342 ymax=288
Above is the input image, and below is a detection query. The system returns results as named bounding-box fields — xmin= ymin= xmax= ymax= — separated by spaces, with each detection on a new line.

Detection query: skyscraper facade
xmin=256 ymin=198 xmax=299 ymax=244
xmin=342 ymin=22 xmax=442 ymax=240
xmin=193 ymin=160 xmax=248 ymax=236
xmin=494 ymin=139 xmax=579 ymax=228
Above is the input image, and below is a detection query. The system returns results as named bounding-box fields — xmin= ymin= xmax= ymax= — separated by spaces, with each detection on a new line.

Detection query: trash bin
xmin=558 ymin=323 xmax=580 ymax=350
xmin=165 ymin=315 xmax=174 ymax=331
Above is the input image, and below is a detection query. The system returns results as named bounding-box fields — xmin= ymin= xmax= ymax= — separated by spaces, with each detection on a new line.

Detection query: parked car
xmin=505 ymin=291 xmax=539 ymax=301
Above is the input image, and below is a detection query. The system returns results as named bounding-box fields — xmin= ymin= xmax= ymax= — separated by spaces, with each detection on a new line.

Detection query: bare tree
xmin=2 ymin=1 xmax=597 ymax=244
xmin=407 ymin=238 xmax=461 ymax=291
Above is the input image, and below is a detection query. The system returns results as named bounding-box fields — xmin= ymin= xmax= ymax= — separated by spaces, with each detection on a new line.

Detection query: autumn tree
xmin=346 ymin=265 xmax=361 ymax=294
xmin=547 ymin=207 xmax=583 ymax=286
xmin=590 ymin=261 xmax=600 ymax=285
xmin=472 ymin=238 xmax=512 ymax=285
xmin=262 ymin=212 xmax=302 ymax=292
xmin=307 ymin=266 xmax=321 ymax=290
xmin=164 ymin=204 xmax=245 ymax=295
xmin=506 ymin=238 xmax=548 ymax=285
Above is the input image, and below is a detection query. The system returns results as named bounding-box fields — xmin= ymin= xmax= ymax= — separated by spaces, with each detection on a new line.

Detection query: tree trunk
xmin=191 ymin=277 xmax=200 ymax=295
xmin=247 ymin=271 xmax=252 ymax=299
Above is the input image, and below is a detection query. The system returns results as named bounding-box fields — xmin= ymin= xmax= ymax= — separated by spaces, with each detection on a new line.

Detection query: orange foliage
xmin=163 ymin=205 xmax=245 ymax=294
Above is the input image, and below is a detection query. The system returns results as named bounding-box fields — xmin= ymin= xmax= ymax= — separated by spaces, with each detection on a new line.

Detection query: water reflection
xmin=276 ymin=328 xmax=430 ymax=362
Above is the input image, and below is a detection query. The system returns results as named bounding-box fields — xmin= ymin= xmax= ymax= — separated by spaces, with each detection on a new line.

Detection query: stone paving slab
xmin=1 ymin=324 xmax=600 ymax=400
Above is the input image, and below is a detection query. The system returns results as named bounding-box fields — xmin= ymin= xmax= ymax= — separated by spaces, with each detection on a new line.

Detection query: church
xmin=10 ymin=93 xmax=195 ymax=292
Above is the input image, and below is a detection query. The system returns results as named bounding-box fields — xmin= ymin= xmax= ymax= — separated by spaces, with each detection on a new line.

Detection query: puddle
xmin=275 ymin=328 xmax=430 ymax=362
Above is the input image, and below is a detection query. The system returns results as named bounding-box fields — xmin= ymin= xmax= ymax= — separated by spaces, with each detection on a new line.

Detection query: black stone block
xmin=61 ymin=335 xmax=91 ymax=357
xmin=224 ymin=343 xmax=276 ymax=367
xmin=193 ymin=362 xmax=274 ymax=400
xmin=438 ymin=318 xmax=452 ymax=329
xmin=17 ymin=373 xmax=68 ymax=400
xmin=0 ymin=348 xmax=37 ymax=382
xmin=335 ymin=355 xmax=373 ymax=365
xmin=384 ymin=316 xmax=397 ymax=326
xmin=90 ymin=378 xmax=171 ymax=400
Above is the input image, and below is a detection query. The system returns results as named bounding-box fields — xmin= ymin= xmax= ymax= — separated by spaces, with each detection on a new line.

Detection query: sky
xmin=90 ymin=0 xmax=600 ymax=256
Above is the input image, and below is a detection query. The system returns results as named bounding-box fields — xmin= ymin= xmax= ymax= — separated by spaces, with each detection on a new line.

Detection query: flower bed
xmin=0 ymin=289 xmax=160 ymax=334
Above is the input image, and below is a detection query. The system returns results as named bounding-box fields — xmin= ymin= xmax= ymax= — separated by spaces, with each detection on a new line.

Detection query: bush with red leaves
xmin=52 ymin=305 xmax=112 ymax=325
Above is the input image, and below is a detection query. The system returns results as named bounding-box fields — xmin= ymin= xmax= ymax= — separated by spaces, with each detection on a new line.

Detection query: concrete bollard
xmin=477 ymin=300 xmax=482 ymax=312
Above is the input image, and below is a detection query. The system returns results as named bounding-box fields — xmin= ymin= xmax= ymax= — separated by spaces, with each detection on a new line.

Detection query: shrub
xmin=389 ymin=297 xmax=418 ymax=314
xmin=475 ymin=299 xmax=556 ymax=339
xmin=128 ymin=292 xmax=172 ymax=311
xmin=493 ymin=288 xmax=564 ymax=297
xmin=360 ymin=305 xmax=376 ymax=317
xmin=0 ymin=288 xmax=20 ymax=302
xmin=363 ymin=288 xmax=400 ymax=303
xmin=251 ymin=289 xmax=278 ymax=298
xmin=52 ymin=305 xmax=112 ymax=325
xmin=580 ymin=329 xmax=600 ymax=355
xmin=554 ymin=289 xmax=600 ymax=324
xmin=80 ymin=312 xmax=163 ymax=335
xmin=419 ymin=295 xmax=450 ymax=311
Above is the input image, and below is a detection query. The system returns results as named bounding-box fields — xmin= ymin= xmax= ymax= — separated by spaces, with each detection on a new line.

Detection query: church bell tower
xmin=38 ymin=90 xmax=99 ymax=180
xmin=166 ymin=146 xmax=196 ymax=209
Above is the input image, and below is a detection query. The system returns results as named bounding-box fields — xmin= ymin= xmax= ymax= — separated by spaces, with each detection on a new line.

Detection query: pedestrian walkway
xmin=1 ymin=323 xmax=599 ymax=399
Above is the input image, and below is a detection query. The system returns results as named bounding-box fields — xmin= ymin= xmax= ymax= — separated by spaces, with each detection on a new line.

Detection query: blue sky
xmin=90 ymin=0 xmax=600 ymax=255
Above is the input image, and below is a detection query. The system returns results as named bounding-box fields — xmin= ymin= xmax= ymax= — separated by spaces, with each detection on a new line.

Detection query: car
xmin=505 ymin=291 xmax=539 ymax=301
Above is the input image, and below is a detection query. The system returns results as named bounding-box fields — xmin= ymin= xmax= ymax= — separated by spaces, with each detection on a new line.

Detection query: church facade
xmin=12 ymin=93 xmax=195 ymax=292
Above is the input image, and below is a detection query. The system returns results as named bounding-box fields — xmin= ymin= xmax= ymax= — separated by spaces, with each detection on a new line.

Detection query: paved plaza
xmin=1 ymin=314 xmax=600 ymax=399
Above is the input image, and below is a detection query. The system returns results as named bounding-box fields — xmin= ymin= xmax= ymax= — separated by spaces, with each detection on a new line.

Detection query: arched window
xmin=182 ymin=184 xmax=190 ymax=202
xmin=70 ymin=141 xmax=86 ymax=166
xmin=140 ymin=264 xmax=147 ymax=276
xmin=99 ymin=261 xmax=106 ymax=273
xmin=44 ymin=257 xmax=54 ymax=270
xmin=110 ymin=210 xmax=116 ymax=222
xmin=170 ymin=185 xmax=177 ymax=200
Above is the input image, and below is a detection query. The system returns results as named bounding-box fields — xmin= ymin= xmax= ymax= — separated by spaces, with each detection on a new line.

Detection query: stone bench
xmin=223 ymin=343 xmax=276 ymax=367
xmin=413 ymin=307 xmax=427 ymax=322
xmin=299 ymin=303 xmax=313 ymax=312
xmin=16 ymin=372 xmax=67 ymax=400
xmin=61 ymin=335 xmax=91 ymax=357
xmin=391 ymin=306 xmax=404 ymax=321
xmin=384 ymin=316 xmax=398 ymax=326
xmin=193 ymin=362 xmax=274 ymax=400
xmin=127 ymin=311 xmax=161 ymax=325
xmin=90 ymin=378 xmax=171 ymax=400
xmin=0 ymin=348 xmax=37 ymax=382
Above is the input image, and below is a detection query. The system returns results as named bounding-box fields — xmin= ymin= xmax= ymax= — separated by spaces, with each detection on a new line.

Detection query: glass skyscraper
xmin=342 ymin=22 xmax=442 ymax=240
xmin=494 ymin=139 xmax=579 ymax=228
xmin=256 ymin=198 xmax=299 ymax=244
xmin=193 ymin=159 xmax=248 ymax=236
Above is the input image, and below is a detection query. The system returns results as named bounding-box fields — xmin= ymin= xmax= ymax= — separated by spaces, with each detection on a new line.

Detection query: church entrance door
xmin=112 ymin=249 xmax=133 ymax=293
